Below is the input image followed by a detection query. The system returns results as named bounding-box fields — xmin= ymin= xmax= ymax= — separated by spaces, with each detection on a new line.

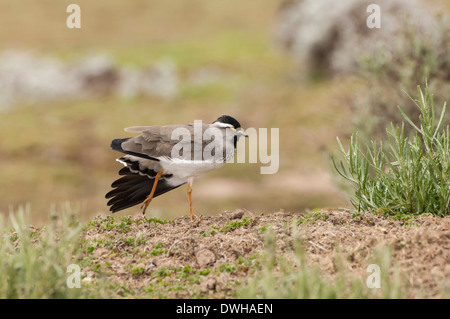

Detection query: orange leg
xmin=141 ymin=170 xmax=163 ymax=215
xmin=186 ymin=182 xmax=194 ymax=220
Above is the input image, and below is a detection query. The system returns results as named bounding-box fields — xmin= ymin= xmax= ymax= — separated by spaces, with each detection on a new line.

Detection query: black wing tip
xmin=110 ymin=137 xmax=160 ymax=161
xmin=111 ymin=138 xmax=130 ymax=152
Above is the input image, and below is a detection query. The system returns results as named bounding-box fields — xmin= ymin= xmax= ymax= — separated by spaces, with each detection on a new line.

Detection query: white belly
xmin=159 ymin=158 xmax=225 ymax=180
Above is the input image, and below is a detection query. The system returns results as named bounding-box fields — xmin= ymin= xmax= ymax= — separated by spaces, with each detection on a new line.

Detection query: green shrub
xmin=0 ymin=207 xmax=85 ymax=298
xmin=333 ymin=85 xmax=449 ymax=216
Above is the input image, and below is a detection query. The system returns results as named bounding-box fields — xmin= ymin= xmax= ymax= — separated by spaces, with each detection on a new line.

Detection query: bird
xmin=105 ymin=115 xmax=248 ymax=220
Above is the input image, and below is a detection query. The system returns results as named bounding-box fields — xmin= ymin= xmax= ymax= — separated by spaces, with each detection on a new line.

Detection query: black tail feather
xmin=105 ymin=171 xmax=184 ymax=213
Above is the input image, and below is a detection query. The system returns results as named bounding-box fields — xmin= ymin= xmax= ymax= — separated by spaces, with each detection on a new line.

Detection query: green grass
xmin=151 ymin=243 xmax=168 ymax=256
xmin=109 ymin=31 xmax=277 ymax=70
xmin=1 ymin=207 xmax=447 ymax=298
xmin=218 ymin=263 xmax=238 ymax=274
xmin=333 ymin=85 xmax=450 ymax=216
xmin=145 ymin=217 xmax=170 ymax=225
xmin=129 ymin=266 xmax=145 ymax=276
xmin=220 ymin=218 xmax=251 ymax=233
xmin=297 ymin=210 xmax=329 ymax=224
xmin=238 ymin=230 xmax=404 ymax=299
xmin=0 ymin=206 xmax=87 ymax=298
xmin=201 ymin=218 xmax=251 ymax=237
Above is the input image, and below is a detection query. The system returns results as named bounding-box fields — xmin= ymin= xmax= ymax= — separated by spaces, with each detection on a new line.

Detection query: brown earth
xmin=83 ymin=209 xmax=450 ymax=298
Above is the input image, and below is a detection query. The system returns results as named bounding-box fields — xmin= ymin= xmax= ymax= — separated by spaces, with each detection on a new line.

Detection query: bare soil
xmin=84 ymin=209 xmax=450 ymax=298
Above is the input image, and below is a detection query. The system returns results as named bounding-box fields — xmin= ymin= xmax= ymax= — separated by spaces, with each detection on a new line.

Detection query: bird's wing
xmin=121 ymin=124 xmax=227 ymax=160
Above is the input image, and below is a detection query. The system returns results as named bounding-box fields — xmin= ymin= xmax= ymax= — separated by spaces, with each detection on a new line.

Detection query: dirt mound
xmin=83 ymin=210 xmax=449 ymax=298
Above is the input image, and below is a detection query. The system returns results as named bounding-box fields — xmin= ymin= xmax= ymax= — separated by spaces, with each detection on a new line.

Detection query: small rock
xmin=229 ymin=209 xmax=245 ymax=220
xmin=195 ymin=249 xmax=216 ymax=268
xmin=146 ymin=262 xmax=157 ymax=271
xmin=200 ymin=278 xmax=216 ymax=293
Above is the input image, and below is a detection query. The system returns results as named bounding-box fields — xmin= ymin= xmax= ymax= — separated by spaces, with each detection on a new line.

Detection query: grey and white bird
xmin=105 ymin=115 xmax=248 ymax=220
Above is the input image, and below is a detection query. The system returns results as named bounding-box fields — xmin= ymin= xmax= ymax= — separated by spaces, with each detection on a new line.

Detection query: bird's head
xmin=212 ymin=115 xmax=248 ymax=138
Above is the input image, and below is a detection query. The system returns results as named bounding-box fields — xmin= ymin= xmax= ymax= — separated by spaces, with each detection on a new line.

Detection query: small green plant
xmin=201 ymin=225 xmax=219 ymax=237
xmin=87 ymin=220 xmax=99 ymax=228
xmin=151 ymin=242 xmax=167 ymax=256
xmin=99 ymin=216 xmax=117 ymax=231
xmin=333 ymin=85 xmax=449 ymax=216
xmin=92 ymin=263 xmax=102 ymax=272
xmin=258 ymin=224 xmax=270 ymax=234
xmin=129 ymin=266 xmax=145 ymax=276
xmin=86 ymin=245 xmax=96 ymax=254
xmin=198 ymin=269 xmax=211 ymax=276
xmin=153 ymin=267 xmax=172 ymax=278
xmin=218 ymin=263 xmax=237 ymax=273
xmin=123 ymin=237 xmax=135 ymax=246
xmin=298 ymin=211 xmax=329 ymax=224
xmin=145 ymin=217 xmax=168 ymax=225
xmin=116 ymin=216 xmax=133 ymax=233
xmin=220 ymin=218 xmax=251 ymax=233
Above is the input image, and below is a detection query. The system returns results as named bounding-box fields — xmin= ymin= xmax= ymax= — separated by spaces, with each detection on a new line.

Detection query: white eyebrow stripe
xmin=212 ymin=122 xmax=234 ymax=128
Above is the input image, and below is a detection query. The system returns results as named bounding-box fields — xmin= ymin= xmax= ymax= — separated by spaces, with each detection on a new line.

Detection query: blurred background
xmin=0 ymin=0 xmax=449 ymax=223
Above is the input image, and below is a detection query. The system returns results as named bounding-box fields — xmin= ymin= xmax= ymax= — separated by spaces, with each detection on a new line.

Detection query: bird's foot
xmin=140 ymin=198 xmax=151 ymax=215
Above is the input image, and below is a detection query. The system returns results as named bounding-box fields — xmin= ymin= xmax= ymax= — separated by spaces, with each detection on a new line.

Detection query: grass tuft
xmin=333 ymin=84 xmax=450 ymax=216
xmin=0 ymin=206 xmax=85 ymax=298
